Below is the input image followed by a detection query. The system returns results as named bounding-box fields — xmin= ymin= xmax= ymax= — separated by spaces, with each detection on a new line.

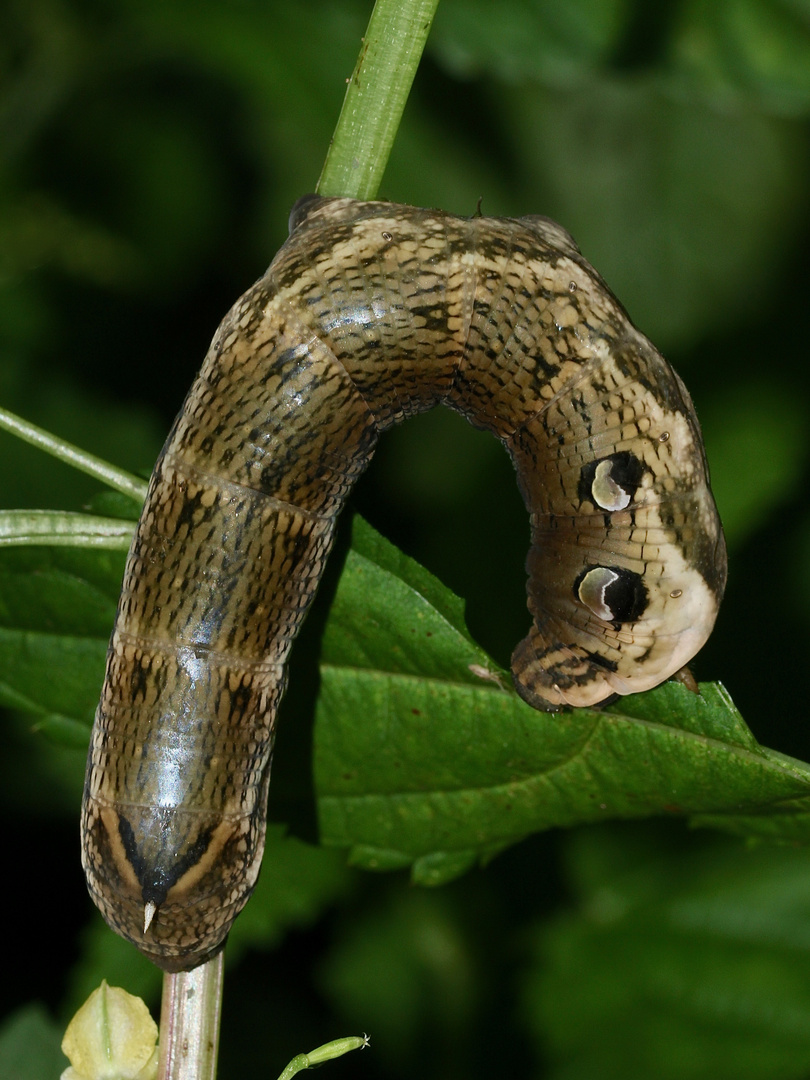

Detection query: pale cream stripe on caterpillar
xmin=81 ymin=196 xmax=727 ymax=971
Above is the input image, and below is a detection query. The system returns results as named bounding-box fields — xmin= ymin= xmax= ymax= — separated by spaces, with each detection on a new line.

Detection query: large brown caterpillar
xmin=81 ymin=196 xmax=726 ymax=972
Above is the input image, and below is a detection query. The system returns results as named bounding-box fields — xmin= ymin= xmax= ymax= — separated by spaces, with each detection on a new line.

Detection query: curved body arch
xmin=81 ymin=197 xmax=726 ymax=971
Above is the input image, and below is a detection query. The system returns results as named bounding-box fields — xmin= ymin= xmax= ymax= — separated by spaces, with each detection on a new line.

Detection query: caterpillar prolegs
xmin=81 ymin=196 xmax=727 ymax=971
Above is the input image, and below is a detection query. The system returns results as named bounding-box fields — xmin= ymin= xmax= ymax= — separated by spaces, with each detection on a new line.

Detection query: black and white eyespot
xmin=575 ymin=565 xmax=648 ymax=624
xmin=578 ymin=451 xmax=645 ymax=512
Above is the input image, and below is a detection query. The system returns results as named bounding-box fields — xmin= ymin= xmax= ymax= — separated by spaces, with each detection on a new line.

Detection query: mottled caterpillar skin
xmin=81 ymin=196 xmax=727 ymax=971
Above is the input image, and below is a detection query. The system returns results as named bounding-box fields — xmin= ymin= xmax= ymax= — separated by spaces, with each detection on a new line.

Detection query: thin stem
xmin=157 ymin=953 xmax=224 ymax=1080
xmin=0 ymin=404 xmax=148 ymax=502
xmin=0 ymin=509 xmax=135 ymax=548
xmin=316 ymin=0 xmax=441 ymax=200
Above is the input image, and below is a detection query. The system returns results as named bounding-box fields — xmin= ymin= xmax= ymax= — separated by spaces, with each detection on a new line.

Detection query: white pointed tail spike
xmin=143 ymin=901 xmax=157 ymax=935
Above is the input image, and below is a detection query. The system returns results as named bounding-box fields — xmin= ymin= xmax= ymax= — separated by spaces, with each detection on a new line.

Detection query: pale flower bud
xmin=61 ymin=981 xmax=159 ymax=1080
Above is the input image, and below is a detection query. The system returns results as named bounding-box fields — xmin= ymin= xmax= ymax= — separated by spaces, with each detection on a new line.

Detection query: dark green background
xmin=3 ymin=1 xmax=810 ymax=1077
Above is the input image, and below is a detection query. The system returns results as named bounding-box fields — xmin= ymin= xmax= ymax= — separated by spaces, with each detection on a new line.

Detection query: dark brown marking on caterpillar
xmin=81 ymin=196 xmax=727 ymax=971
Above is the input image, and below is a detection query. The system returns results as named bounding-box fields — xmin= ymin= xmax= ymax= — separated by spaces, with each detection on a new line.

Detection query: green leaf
xmin=315 ymin=517 xmax=810 ymax=872
xmin=0 ymin=1005 xmax=67 ymax=1080
xmin=523 ymin=826 xmax=810 ymax=1080
xmin=0 ymin=545 xmax=124 ymax=725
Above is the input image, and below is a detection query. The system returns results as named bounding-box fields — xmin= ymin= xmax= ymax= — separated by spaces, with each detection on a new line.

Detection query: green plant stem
xmin=157 ymin=953 xmax=224 ymax=1080
xmin=0 ymin=509 xmax=135 ymax=548
xmin=0 ymin=404 xmax=148 ymax=502
xmin=316 ymin=0 xmax=441 ymax=200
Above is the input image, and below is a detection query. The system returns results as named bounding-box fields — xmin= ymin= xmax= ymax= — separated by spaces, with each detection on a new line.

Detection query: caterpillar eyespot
xmin=81 ymin=195 xmax=726 ymax=972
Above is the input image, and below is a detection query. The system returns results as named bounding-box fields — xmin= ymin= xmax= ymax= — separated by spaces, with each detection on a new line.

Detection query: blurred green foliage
xmin=2 ymin=0 xmax=810 ymax=1077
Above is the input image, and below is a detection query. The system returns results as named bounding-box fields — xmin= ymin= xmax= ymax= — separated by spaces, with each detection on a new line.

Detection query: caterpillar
xmin=81 ymin=195 xmax=727 ymax=972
